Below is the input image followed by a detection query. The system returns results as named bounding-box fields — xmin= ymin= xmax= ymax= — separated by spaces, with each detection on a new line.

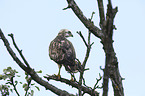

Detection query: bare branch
xmin=76 ymin=30 xmax=92 ymax=68
xmin=77 ymin=31 xmax=87 ymax=47
xmin=90 ymin=12 xmax=95 ymax=20
xmin=0 ymin=29 xmax=75 ymax=96
xmin=44 ymin=75 xmax=99 ymax=96
xmin=65 ymin=0 xmax=123 ymax=95
xmin=24 ymin=74 xmax=32 ymax=96
xmin=0 ymin=29 xmax=28 ymax=71
xmin=82 ymin=31 xmax=91 ymax=68
xmin=101 ymin=1 xmax=123 ymax=96
xmin=65 ymin=0 xmax=104 ymax=39
xmin=97 ymin=0 xmax=105 ymax=25
xmin=76 ymin=12 xmax=96 ymax=95
xmin=93 ymin=73 xmax=102 ymax=90
xmin=8 ymin=33 xmax=30 ymax=68
xmin=102 ymin=61 xmax=109 ymax=96
xmin=10 ymin=76 xmax=20 ymax=96
xmin=77 ymin=30 xmax=93 ymax=95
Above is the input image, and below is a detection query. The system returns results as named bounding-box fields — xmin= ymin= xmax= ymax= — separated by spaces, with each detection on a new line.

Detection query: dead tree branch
xmin=65 ymin=0 xmax=104 ymax=39
xmin=10 ymin=76 xmax=20 ymax=96
xmin=77 ymin=31 xmax=88 ymax=47
xmin=97 ymin=0 xmax=105 ymax=25
xmin=0 ymin=29 xmax=75 ymax=96
xmin=77 ymin=31 xmax=92 ymax=96
xmin=77 ymin=12 xmax=95 ymax=94
xmin=101 ymin=1 xmax=123 ymax=96
xmin=44 ymin=75 xmax=99 ymax=96
xmin=8 ymin=33 xmax=30 ymax=68
xmin=65 ymin=0 xmax=124 ymax=96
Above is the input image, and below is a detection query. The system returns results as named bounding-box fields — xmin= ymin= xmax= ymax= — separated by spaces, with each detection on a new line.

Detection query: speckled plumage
xmin=49 ymin=29 xmax=78 ymax=74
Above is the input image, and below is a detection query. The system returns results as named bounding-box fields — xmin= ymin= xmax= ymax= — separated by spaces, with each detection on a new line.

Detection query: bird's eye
xmin=67 ymin=31 xmax=71 ymax=34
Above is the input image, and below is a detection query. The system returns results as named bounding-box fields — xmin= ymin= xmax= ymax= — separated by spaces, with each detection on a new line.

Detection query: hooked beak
xmin=70 ymin=34 xmax=73 ymax=37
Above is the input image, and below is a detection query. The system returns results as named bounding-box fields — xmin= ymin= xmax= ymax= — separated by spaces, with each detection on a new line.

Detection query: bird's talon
xmin=53 ymin=74 xmax=61 ymax=79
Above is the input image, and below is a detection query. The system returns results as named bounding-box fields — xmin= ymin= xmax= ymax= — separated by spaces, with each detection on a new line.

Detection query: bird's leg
xmin=70 ymin=73 xmax=76 ymax=81
xmin=71 ymin=75 xmax=74 ymax=81
xmin=57 ymin=64 xmax=62 ymax=79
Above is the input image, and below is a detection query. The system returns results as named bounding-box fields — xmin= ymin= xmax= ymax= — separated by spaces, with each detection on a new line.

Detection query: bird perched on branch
xmin=49 ymin=29 xmax=82 ymax=79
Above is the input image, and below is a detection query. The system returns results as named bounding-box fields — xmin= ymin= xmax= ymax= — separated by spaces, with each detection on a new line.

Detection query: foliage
xmin=0 ymin=67 xmax=41 ymax=96
xmin=0 ymin=84 xmax=9 ymax=96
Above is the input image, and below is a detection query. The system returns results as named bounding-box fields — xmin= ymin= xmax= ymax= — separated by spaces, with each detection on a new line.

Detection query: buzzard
xmin=49 ymin=29 xmax=81 ymax=79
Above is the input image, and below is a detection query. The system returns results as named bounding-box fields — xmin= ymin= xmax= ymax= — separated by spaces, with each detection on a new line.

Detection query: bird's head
xmin=58 ymin=29 xmax=73 ymax=38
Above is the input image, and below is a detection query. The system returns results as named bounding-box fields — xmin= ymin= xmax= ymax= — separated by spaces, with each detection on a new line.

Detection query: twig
xmin=8 ymin=33 xmax=30 ymax=68
xmin=24 ymin=76 xmax=32 ymax=96
xmin=90 ymin=12 xmax=95 ymax=20
xmin=100 ymin=66 xmax=104 ymax=71
xmin=44 ymin=75 xmax=99 ymax=96
xmin=82 ymin=78 xmax=91 ymax=89
xmin=93 ymin=73 xmax=102 ymax=90
xmin=78 ymin=31 xmax=92 ymax=96
xmin=77 ymin=31 xmax=87 ymax=47
xmin=66 ymin=0 xmax=103 ymax=39
xmin=76 ymin=31 xmax=92 ymax=67
xmin=97 ymin=0 xmax=105 ymax=25
xmin=10 ymin=76 xmax=20 ymax=96
xmin=77 ymin=12 xmax=95 ymax=96
xmin=0 ymin=29 xmax=75 ymax=96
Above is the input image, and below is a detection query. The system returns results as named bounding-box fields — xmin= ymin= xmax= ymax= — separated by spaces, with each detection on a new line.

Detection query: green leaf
xmin=28 ymin=92 xmax=31 ymax=95
xmin=5 ymin=82 xmax=11 ymax=84
xmin=7 ymin=80 xmax=10 ymax=81
xmin=3 ymin=69 xmax=7 ymax=74
xmin=16 ymin=75 xmax=21 ymax=77
xmin=23 ymin=83 xmax=27 ymax=88
xmin=7 ymin=67 xmax=12 ymax=70
xmin=24 ymin=86 xmax=29 ymax=91
xmin=26 ymin=77 xmax=32 ymax=83
xmin=3 ymin=75 xmax=8 ymax=80
xmin=15 ymin=81 xmax=18 ymax=83
xmin=35 ymin=86 xmax=40 ymax=91
xmin=31 ymin=83 xmax=35 ymax=86
xmin=31 ymin=90 xmax=34 ymax=96
xmin=10 ymin=89 xmax=13 ymax=93
xmin=19 ymin=82 xmax=22 ymax=84
xmin=36 ymin=70 xmax=42 ymax=73
xmin=15 ymin=81 xmax=18 ymax=86
xmin=25 ymin=75 xmax=28 ymax=79
xmin=0 ymin=85 xmax=2 ymax=90
xmin=0 ymin=74 xmax=3 ymax=80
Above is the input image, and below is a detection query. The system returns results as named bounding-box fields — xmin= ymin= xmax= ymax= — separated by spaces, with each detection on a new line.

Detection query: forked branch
xmin=8 ymin=33 xmax=30 ymax=68
xmin=44 ymin=75 xmax=99 ymax=96
xmin=65 ymin=0 xmax=124 ymax=96
xmin=65 ymin=0 xmax=104 ymax=39
xmin=0 ymin=29 xmax=75 ymax=96
xmin=97 ymin=0 xmax=105 ymax=25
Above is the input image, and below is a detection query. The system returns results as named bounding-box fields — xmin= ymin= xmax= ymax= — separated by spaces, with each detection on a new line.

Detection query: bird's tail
xmin=63 ymin=58 xmax=83 ymax=73
xmin=75 ymin=58 xmax=83 ymax=73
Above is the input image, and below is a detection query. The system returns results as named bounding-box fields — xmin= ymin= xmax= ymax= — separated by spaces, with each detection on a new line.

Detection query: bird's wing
xmin=49 ymin=37 xmax=76 ymax=66
xmin=60 ymin=39 xmax=76 ymax=66
xmin=49 ymin=39 xmax=64 ymax=64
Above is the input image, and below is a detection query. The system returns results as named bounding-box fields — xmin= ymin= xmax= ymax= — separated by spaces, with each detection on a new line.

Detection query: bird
xmin=49 ymin=29 xmax=82 ymax=80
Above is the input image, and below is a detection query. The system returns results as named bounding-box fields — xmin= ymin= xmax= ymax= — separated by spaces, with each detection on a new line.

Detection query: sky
xmin=0 ymin=0 xmax=145 ymax=96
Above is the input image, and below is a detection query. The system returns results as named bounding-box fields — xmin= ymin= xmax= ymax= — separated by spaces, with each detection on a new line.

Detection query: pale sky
xmin=0 ymin=0 xmax=145 ymax=96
